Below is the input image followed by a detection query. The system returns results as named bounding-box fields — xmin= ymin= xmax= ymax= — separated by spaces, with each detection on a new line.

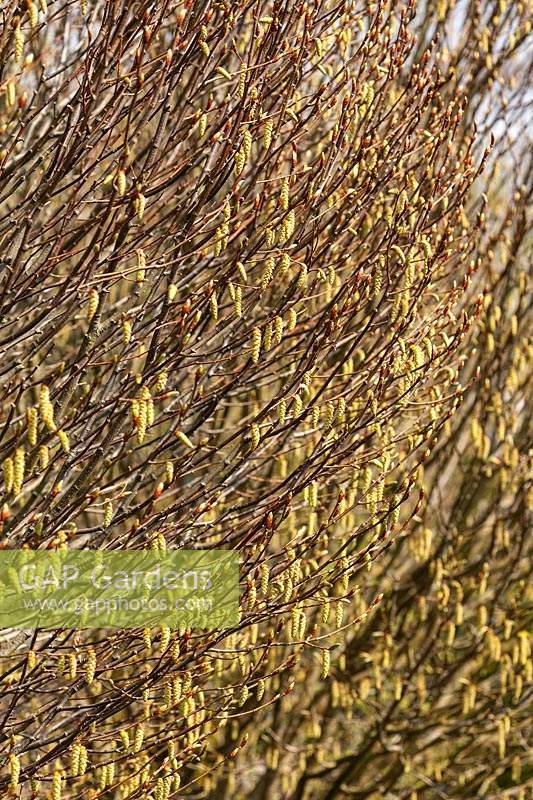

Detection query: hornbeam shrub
xmin=0 ymin=1 xmax=531 ymax=798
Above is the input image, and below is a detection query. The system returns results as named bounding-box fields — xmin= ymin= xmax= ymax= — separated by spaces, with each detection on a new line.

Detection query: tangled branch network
xmin=0 ymin=1 xmax=531 ymax=798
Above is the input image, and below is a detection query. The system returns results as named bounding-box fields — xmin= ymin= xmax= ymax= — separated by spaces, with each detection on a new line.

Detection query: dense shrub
xmin=0 ymin=1 xmax=531 ymax=798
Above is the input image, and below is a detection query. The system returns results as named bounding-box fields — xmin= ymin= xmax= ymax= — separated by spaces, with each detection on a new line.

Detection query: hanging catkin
xmin=251 ymin=327 xmax=262 ymax=362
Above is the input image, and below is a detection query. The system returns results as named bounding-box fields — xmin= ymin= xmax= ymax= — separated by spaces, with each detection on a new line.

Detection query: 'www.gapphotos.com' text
xmin=20 ymin=595 xmax=214 ymax=615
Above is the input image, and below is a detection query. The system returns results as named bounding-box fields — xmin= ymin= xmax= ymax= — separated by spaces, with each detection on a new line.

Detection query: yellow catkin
xmin=70 ymin=742 xmax=81 ymax=777
xmin=290 ymin=608 xmax=300 ymax=639
xmin=391 ymin=245 xmax=405 ymax=264
xmin=3 ymin=458 xmax=14 ymax=494
xmin=116 ymin=169 xmax=126 ymax=196
xmin=107 ymin=763 xmax=117 ymax=788
xmin=517 ymin=631 xmax=530 ymax=664
xmin=397 ymin=189 xmax=408 ymax=214
xmin=85 ymin=647 xmax=96 ymax=685
xmin=142 ymin=387 xmax=154 ymax=427
xmin=52 ymin=770 xmax=62 ymax=800
xmin=9 ymin=754 xmax=20 ymax=789
xmin=27 ymin=1 xmax=38 ymax=28
xmin=394 ymin=676 xmax=403 ymax=700
xmin=198 ymin=112 xmax=207 ymax=137
xmin=13 ymin=447 xmax=25 ymax=496
xmin=260 ymin=564 xmax=269 ymax=594
xmin=26 ymin=407 xmax=38 ymax=445
xmin=68 ymin=653 xmax=77 ymax=680
xmin=103 ymin=499 xmax=113 ymax=528
xmin=14 ymin=24 xmax=24 ymax=63
xmin=261 ymin=256 xmax=275 ymax=289
xmin=287 ymin=308 xmax=297 ymax=331
xmin=137 ymin=396 xmax=147 ymax=444
xmin=39 ymin=385 xmax=55 ymax=430
xmin=87 ymin=288 xmax=99 ymax=322
xmin=280 ymin=177 xmax=289 ymax=210
xmin=238 ymin=70 xmax=246 ymax=97
xmin=242 ymin=128 xmax=252 ymax=158
xmin=57 ymin=429 xmax=70 ymax=454
xmin=78 ymin=745 xmax=88 ymax=776
xmin=135 ymin=193 xmax=146 ymax=221
xmin=321 ymin=649 xmax=331 ymax=678
xmin=160 ymin=625 xmax=171 ymax=651
xmin=446 ymin=621 xmax=456 ymax=645
xmin=6 ymin=81 xmax=16 ymax=107
xmin=234 ymin=149 xmax=245 ymax=175
xmin=175 ymin=430 xmax=195 ymax=449
xmin=497 ymin=718 xmax=506 ymax=758
xmin=122 ymin=318 xmax=132 ymax=344
xmin=167 ymin=283 xmax=177 ymax=302
xmin=133 ymin=724 xmax=144 ymax=753
xmin=136 ymin=248 xmax=146 ymax=285
xmin=251 ymin=327 xmax=262 ymax=362
xmin=263 ymin=119 xmax=273 ymax=149
xmin=99 ymin=765 xmax=108 ymax=791
xmin=172 ymin=675 xmax=182 ymax=702
xmin=296 ymin=264 xmax=308 ymax=290
xmin=155 ymin=371 xmax=168 ymax=392
xmin=39 ymin=445 xmax=49 ymax=470
xmin=165 ymin=461 xmax=174 ymax=484
xmin=250 ymin=423 xmax=260 ymax=449
xmin=279 ymin=253 xmax=291 ymax=278
xmin=39 ymin=384 xmax=49 ymax=416
xmin=234 ymin=285 xmax=242 ymax=317
xmin=281 ymin=209 xmax=295 ymax=240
